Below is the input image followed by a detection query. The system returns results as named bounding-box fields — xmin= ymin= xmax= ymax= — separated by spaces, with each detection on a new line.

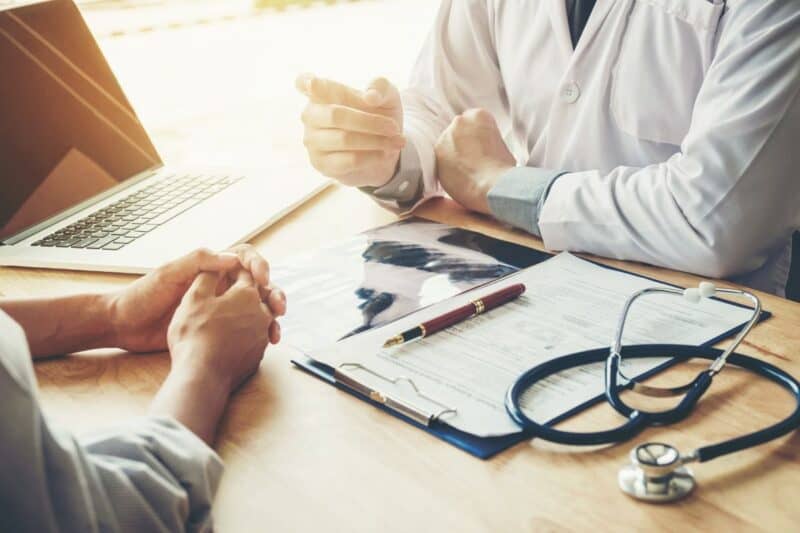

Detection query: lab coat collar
xmin=548 ymin=0 xmax=617 ymax=62
xmin=573 ymin=0 xmax=617 ymax=59
xmin=547 ymin=0 xmax=574 ymax=60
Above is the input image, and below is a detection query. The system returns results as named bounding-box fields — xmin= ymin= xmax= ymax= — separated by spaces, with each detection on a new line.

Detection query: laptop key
xmin=87 ymin=236 xmax=117 ymax=249
xmin=102 ymin=242 xmax=126 ymax=251
xmin=126 ymin=230 xmax=146 ymax=238
xmin=150 ymin=199 xmax=199 ymax=225
xmin=71 ymin=238 xmax=99 ymax=249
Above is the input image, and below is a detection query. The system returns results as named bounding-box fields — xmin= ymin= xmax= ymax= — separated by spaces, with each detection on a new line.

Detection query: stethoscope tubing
xmin=505 ymin=344 xmax=800 ymax=461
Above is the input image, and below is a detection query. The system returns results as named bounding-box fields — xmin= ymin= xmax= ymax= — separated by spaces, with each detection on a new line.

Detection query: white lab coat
xmin=400 ymin=0 xmax=800 ymax=294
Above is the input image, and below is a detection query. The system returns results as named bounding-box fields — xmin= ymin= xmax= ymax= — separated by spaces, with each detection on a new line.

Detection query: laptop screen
xmin=0 ymin=0 xmax=161 ymax=240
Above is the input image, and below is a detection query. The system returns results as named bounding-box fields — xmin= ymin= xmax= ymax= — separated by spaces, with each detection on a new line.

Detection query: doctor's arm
xmin=297 ymin=0 xmax=510 ymax=211
xmin=453 ymin=6 xmax=800 ymax=279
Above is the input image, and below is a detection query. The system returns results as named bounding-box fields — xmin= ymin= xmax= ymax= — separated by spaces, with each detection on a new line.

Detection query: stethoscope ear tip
xmin=683 ymin=282 xmax=717 ymax=303
xmin=699 ymin=281 xmax=717 ymax=298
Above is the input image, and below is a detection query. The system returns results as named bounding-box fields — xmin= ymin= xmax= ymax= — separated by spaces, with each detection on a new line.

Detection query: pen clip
xmin=334 ymin=363 xmax=457 ymax=427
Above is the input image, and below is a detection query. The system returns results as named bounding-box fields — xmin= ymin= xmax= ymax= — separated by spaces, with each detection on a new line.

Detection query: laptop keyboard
xmin=32 ymin=174 xmax=243 ymax=251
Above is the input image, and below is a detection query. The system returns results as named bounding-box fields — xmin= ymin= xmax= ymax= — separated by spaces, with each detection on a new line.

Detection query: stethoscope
xmin=505 ymin=282 xmax=800 ymax=503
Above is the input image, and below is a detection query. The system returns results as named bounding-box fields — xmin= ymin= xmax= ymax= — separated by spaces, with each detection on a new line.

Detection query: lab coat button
xmin=561 ymin=82 xmax=581 ymax=104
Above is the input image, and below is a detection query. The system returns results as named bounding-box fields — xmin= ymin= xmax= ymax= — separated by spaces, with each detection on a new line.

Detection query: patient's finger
xmin=226 ymin=244 xmax=270 ymax=287
xmin=189 ymin=271 xmax=220 ymax=298
xmin=265 ymin=285 xmax=286 ymax=316
xmin=269 ymin=321 xmax=281 ymax=344
xmin=232 ymin=268 xmax=256 ymax=290
xmin=158 ymin=248 xmax=240 ymax=283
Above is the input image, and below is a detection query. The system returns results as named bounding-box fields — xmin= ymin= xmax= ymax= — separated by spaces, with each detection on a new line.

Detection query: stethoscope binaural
xmin=505 ymin=282 xmax=800 ymax=503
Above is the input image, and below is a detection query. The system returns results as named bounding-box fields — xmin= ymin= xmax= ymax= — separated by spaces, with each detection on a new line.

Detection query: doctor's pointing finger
xmin=297 ymin=73 xmax=405 ymax=188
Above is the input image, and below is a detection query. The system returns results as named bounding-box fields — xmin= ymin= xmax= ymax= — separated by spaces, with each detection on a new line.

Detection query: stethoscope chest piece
xmin=618 ymin=443 xmax=696 ymax=503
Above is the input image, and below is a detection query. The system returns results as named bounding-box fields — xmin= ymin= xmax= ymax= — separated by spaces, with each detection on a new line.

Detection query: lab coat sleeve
xmin=538 ymin=3 xmax=800 ymax=279
xmin=0 ymin=313 xmax=223 ymax=533
xmin=364 ymin=0 xmax=510 ymax=214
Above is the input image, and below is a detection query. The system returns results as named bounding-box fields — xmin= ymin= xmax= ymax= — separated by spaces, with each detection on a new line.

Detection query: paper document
xmin=309 ymin=253 xmax=756 ymax=437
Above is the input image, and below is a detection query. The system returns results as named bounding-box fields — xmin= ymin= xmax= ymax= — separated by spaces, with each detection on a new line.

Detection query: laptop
xmin=0 ymin=0 xmax=328 ymax=273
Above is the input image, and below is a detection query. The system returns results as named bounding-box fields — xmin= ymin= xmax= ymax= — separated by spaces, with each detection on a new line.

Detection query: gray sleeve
xmin=359 ymin=143 xmax=425 ymax=209
xmin=487 ymin=167 xmax=566 ymax=237
xmin=0 ymin=312 xmax=223 ymax=533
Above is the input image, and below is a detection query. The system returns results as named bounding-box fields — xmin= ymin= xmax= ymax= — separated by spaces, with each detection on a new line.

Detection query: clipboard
xmin=292 ymin=256 xmax=771 ymax=460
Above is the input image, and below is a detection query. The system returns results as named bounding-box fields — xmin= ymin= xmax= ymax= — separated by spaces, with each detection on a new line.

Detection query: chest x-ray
xmin=273 ymin=218 xmax=549 ymax=352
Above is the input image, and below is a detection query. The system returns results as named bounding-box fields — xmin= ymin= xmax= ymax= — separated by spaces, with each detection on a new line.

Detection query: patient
xmin=0 ymin=245 xmax=286 ymax=532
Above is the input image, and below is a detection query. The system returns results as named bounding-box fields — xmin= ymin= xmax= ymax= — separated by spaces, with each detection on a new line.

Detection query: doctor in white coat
xmin=298 ymin=0 xmax=800 ymax=297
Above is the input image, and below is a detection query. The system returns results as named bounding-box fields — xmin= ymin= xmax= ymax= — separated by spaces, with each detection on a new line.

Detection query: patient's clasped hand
xmin=0 ymin=245 xmax=285 ymax=531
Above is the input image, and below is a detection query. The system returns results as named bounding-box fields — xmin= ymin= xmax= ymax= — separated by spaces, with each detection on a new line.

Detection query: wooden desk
xmin=2 ymin=185 xmax=799 ymax=531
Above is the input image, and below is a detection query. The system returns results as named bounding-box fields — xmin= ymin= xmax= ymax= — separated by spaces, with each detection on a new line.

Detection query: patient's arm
xmin=0 ymin=292 xmax=115 ymax=359
xmin=0 ymin=245 xmax=286 ymax=359
xmin=0 ymin=262 xmax=278 ymax=531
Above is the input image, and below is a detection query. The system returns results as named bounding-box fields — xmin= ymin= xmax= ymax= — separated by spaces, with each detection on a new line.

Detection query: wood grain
xmin=2 ymin=185 xmax=798 ymax=532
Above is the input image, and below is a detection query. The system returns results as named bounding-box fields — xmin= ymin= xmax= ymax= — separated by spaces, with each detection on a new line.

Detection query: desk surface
xmin=2 ymin=185 xmax=798 ymax=532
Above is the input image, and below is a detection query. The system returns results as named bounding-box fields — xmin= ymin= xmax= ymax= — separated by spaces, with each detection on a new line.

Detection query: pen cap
xmin=478 ymin=283 xmax=526 ymax=310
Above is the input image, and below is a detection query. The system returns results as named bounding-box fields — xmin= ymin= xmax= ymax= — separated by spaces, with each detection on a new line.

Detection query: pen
xmin=382 ymin=283 xmax=527 ymax=348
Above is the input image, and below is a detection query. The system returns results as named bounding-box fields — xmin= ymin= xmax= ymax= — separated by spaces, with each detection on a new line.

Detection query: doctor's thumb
xmin=364 ymin=77 xmax=399 ymax=108
xmin=462 ymin=108 xmax=496 ymax=126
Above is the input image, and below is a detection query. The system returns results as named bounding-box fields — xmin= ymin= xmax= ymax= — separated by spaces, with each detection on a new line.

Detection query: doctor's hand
xmin=435 ymin=109 xmax=516 ymax=214
xmin=108 ymin=245 xmax=286 ymax=355
xmin=297 ymin=73 xmax=406 ymax=188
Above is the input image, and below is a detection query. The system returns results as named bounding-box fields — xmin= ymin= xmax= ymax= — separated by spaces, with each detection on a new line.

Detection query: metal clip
xmin=334 ymin=362 xmax=457 ymax=426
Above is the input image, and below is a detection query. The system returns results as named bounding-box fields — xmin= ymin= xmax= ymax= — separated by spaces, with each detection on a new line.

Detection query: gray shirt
xmin=0 ymin=310 xmax=223 ymax=532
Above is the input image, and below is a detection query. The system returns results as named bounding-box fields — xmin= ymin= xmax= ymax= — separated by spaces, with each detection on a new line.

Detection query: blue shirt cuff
xmin=487 ymin=167 xmax=565 ymax=237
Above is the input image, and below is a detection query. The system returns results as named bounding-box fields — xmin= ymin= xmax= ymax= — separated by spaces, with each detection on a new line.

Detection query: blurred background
xmin=3 ymin=0 xmax=436 ymax=173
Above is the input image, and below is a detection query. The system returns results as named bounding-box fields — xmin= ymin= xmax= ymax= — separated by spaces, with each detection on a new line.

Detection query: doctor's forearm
xmin=0 ymin=294 xmax=115 ymax=358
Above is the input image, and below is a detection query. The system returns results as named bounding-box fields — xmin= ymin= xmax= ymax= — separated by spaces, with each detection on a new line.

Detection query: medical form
xmin=309 ymin=253 xmax=756 ymax=437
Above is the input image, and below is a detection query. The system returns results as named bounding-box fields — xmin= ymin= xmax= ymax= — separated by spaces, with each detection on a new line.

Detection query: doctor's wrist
xmin=473 ymin=164 xmax=514 ymax=215
xmin=360 ymin=150 xmax=402 ymax=189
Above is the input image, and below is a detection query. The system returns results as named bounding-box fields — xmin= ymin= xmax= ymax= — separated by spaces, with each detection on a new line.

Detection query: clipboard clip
xmin=334 ymin=363 xmax=457 ymax=427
